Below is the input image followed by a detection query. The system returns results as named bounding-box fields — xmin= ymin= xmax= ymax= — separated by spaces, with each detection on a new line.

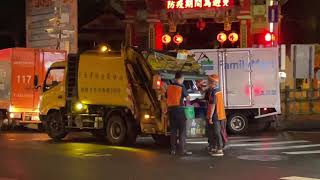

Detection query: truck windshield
xmin=44 ymin=67 xmax=65 ymax=91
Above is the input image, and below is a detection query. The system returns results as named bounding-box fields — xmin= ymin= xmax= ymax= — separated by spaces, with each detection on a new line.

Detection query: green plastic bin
xmin=184 ymin=106 xmax=195 ymax=120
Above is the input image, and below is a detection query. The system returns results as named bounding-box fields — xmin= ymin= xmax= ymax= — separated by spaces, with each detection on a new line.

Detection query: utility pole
xmin=46 ymin=0 xmax=74 ymax=51
xmin=267 ymin=0 xmax=280 ymax=47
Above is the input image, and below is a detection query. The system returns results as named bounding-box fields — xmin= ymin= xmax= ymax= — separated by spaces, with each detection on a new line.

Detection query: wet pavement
xmin=0 ymin=130 xmax=319 ymax=180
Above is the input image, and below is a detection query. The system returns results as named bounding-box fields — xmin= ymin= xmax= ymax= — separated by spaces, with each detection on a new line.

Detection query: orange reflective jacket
xmin=166 ymin=84 xmax=183 ymax=107
xmin=207 ymin=89 xmax=226 ymax=121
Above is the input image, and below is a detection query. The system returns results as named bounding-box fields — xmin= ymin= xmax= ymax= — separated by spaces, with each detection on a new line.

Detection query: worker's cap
xmin=208 ymin=74 xmax=219 ymax=82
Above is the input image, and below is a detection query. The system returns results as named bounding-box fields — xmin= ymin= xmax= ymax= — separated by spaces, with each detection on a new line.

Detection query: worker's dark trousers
xmin=168 ymin=107 xmax=186 ymax=153
xmin=220 ymin=119 xmax=228 ymax=147
xmin=208 ymin=119 xmax=223 ymax=150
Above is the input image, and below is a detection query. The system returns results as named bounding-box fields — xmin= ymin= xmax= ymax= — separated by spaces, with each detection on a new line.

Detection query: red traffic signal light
xmin=265 ymin=32 xmax=275 ymax=42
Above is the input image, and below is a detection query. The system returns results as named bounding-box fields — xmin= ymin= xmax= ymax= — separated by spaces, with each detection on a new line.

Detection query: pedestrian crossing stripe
xmin=229 ymin=140 xmax=309 ymax=147
xmin=186 ymin=141 xmax=208 ymax=144
xmin=248 ymin=144 xmax=320 ymax=151
xmin=230 ymin=137 xmax=277 ymax=143
xmin=282 ymin=150 xmax=320 ymax=155
xmin=186 ymin=137 xmax=276 ymax=144
xmin=186 ymin=136 xmax=320 ymax=156
xmin=280 ymin=176 xmax=320 ymax=180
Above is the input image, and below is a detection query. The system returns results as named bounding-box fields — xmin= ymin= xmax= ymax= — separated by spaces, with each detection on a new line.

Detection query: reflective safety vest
xmin=207 ymin=89 xmax=226 ymax=121
xmin=166 ymin=84 xmax=183 ymax=107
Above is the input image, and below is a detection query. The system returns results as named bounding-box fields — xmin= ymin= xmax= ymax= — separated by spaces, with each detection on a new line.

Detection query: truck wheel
xmin=0 ymin=111 xmax=4 ymax=130
xmin=47 ymin=111 xmax=67 ymax=141
xmin=152 ymin=135 xmax=170 ymax=147
xmin=106 ymin=115 xmax=127 ymax=145
xmin=227 ymin=113 xmax=249 ymax=134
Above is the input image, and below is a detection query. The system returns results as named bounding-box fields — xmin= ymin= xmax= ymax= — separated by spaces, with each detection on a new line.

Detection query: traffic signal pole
xmin=268 ymin=0 xmax=280 ymax=47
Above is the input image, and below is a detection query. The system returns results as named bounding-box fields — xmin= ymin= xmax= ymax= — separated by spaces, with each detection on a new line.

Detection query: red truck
xmin=0 ymin=48 xmax=66 ymax=129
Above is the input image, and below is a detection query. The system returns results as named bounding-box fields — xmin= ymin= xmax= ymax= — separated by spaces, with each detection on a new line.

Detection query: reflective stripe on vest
xmin=166 ymin=85 xmax=182 ymax=107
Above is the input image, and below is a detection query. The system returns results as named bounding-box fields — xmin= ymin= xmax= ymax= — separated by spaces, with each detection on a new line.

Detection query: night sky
xmin=0 ymin=0 xmax=319 ymax=49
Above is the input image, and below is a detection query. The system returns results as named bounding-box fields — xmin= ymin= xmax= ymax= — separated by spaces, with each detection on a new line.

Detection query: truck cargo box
xmin=0 ymin=48 xmax=65 ymax=124
xmin=78 ymin=53 xmax=130 ymax=107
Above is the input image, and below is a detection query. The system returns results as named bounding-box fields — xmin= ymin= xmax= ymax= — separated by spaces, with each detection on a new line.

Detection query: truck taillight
xmin=153 ymin=75 xmax=161 ymax=89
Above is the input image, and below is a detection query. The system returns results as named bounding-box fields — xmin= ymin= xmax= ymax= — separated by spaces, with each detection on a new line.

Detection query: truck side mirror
xmin=34 ymin=75 xmax=39 ymax=87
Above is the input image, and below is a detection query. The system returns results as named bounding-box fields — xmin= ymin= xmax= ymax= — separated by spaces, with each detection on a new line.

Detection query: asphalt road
xmin=0 ymin=130 xmax=320 ymax=180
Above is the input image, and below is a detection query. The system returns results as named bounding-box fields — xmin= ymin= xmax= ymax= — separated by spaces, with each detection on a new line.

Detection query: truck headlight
xmin=9 ymin=113 xmax=14 ymax=119
xmin=144 ymin=114 xmax=150 ymax=119
xmin=75 ymin=103 xmax=84 ymax=111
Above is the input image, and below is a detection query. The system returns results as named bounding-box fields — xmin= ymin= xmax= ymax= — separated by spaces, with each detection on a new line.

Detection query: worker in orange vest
xmin=166 ymin=72 xmax=192 ymax=156
xmin=206 ymin=74 xmax=227 ymax=156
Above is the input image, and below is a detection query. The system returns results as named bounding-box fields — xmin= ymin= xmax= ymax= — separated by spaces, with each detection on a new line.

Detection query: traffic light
xmin=265 ymin=33 xmax=272 ymax=42
xmin=264 ymin=32 xmax=275 ymax=43
xmin=253 ymin=32 xmax=276 ymax=47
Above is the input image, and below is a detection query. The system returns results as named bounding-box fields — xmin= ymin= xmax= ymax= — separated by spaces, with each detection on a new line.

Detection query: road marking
xmin=82 ymin=153 xmax=112 ymax=157
xmin=229 ymin=140 xmax=309 ymax=147
xmin=280 ymin=176 xmax=320 ymax=180
xmin=187 ymin=141 xmax=207 ymax=144
xmin=249 ymin=144 xmax=320 ymax=151
xmin=230 ymin=137 xmax=277 ymax=143
xmin=186 ymin=136 xmax=268 ymax=144
xmin=186 ymin=136 xmax=250 ymax=142
xmin=282 ymin=150 xmax=320 ymax=155
xmin=288 ymin=131 xmax=320 ymax=134
xmin=237 ymin=155 xmax=286 ymax=162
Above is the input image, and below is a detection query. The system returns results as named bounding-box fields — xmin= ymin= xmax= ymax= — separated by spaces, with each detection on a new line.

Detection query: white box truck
xmin=190 ymin=48 xmax=281 ymax=134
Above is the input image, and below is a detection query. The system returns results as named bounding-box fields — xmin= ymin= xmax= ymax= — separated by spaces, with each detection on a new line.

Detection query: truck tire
xmin=106 ymin=115 xmax=127 ymax=145
xmin=47 ymin=111 xmax=67 ymax=141
xmin=152 ymin=135 xmax=170 ymax=147
xmin=0 ymin=110 xmax=4 ymax=131
xmin=227 ymin=113 xmax=249 ymax=134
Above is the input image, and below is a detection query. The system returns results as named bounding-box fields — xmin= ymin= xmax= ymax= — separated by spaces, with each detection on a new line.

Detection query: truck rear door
xmin=223 ymin=50 xmax=252 ymax=107
xmin=11 ymin=49 xmax=36 ymax=110
xmin=0 ymin=61 xmax=11 ymax=107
